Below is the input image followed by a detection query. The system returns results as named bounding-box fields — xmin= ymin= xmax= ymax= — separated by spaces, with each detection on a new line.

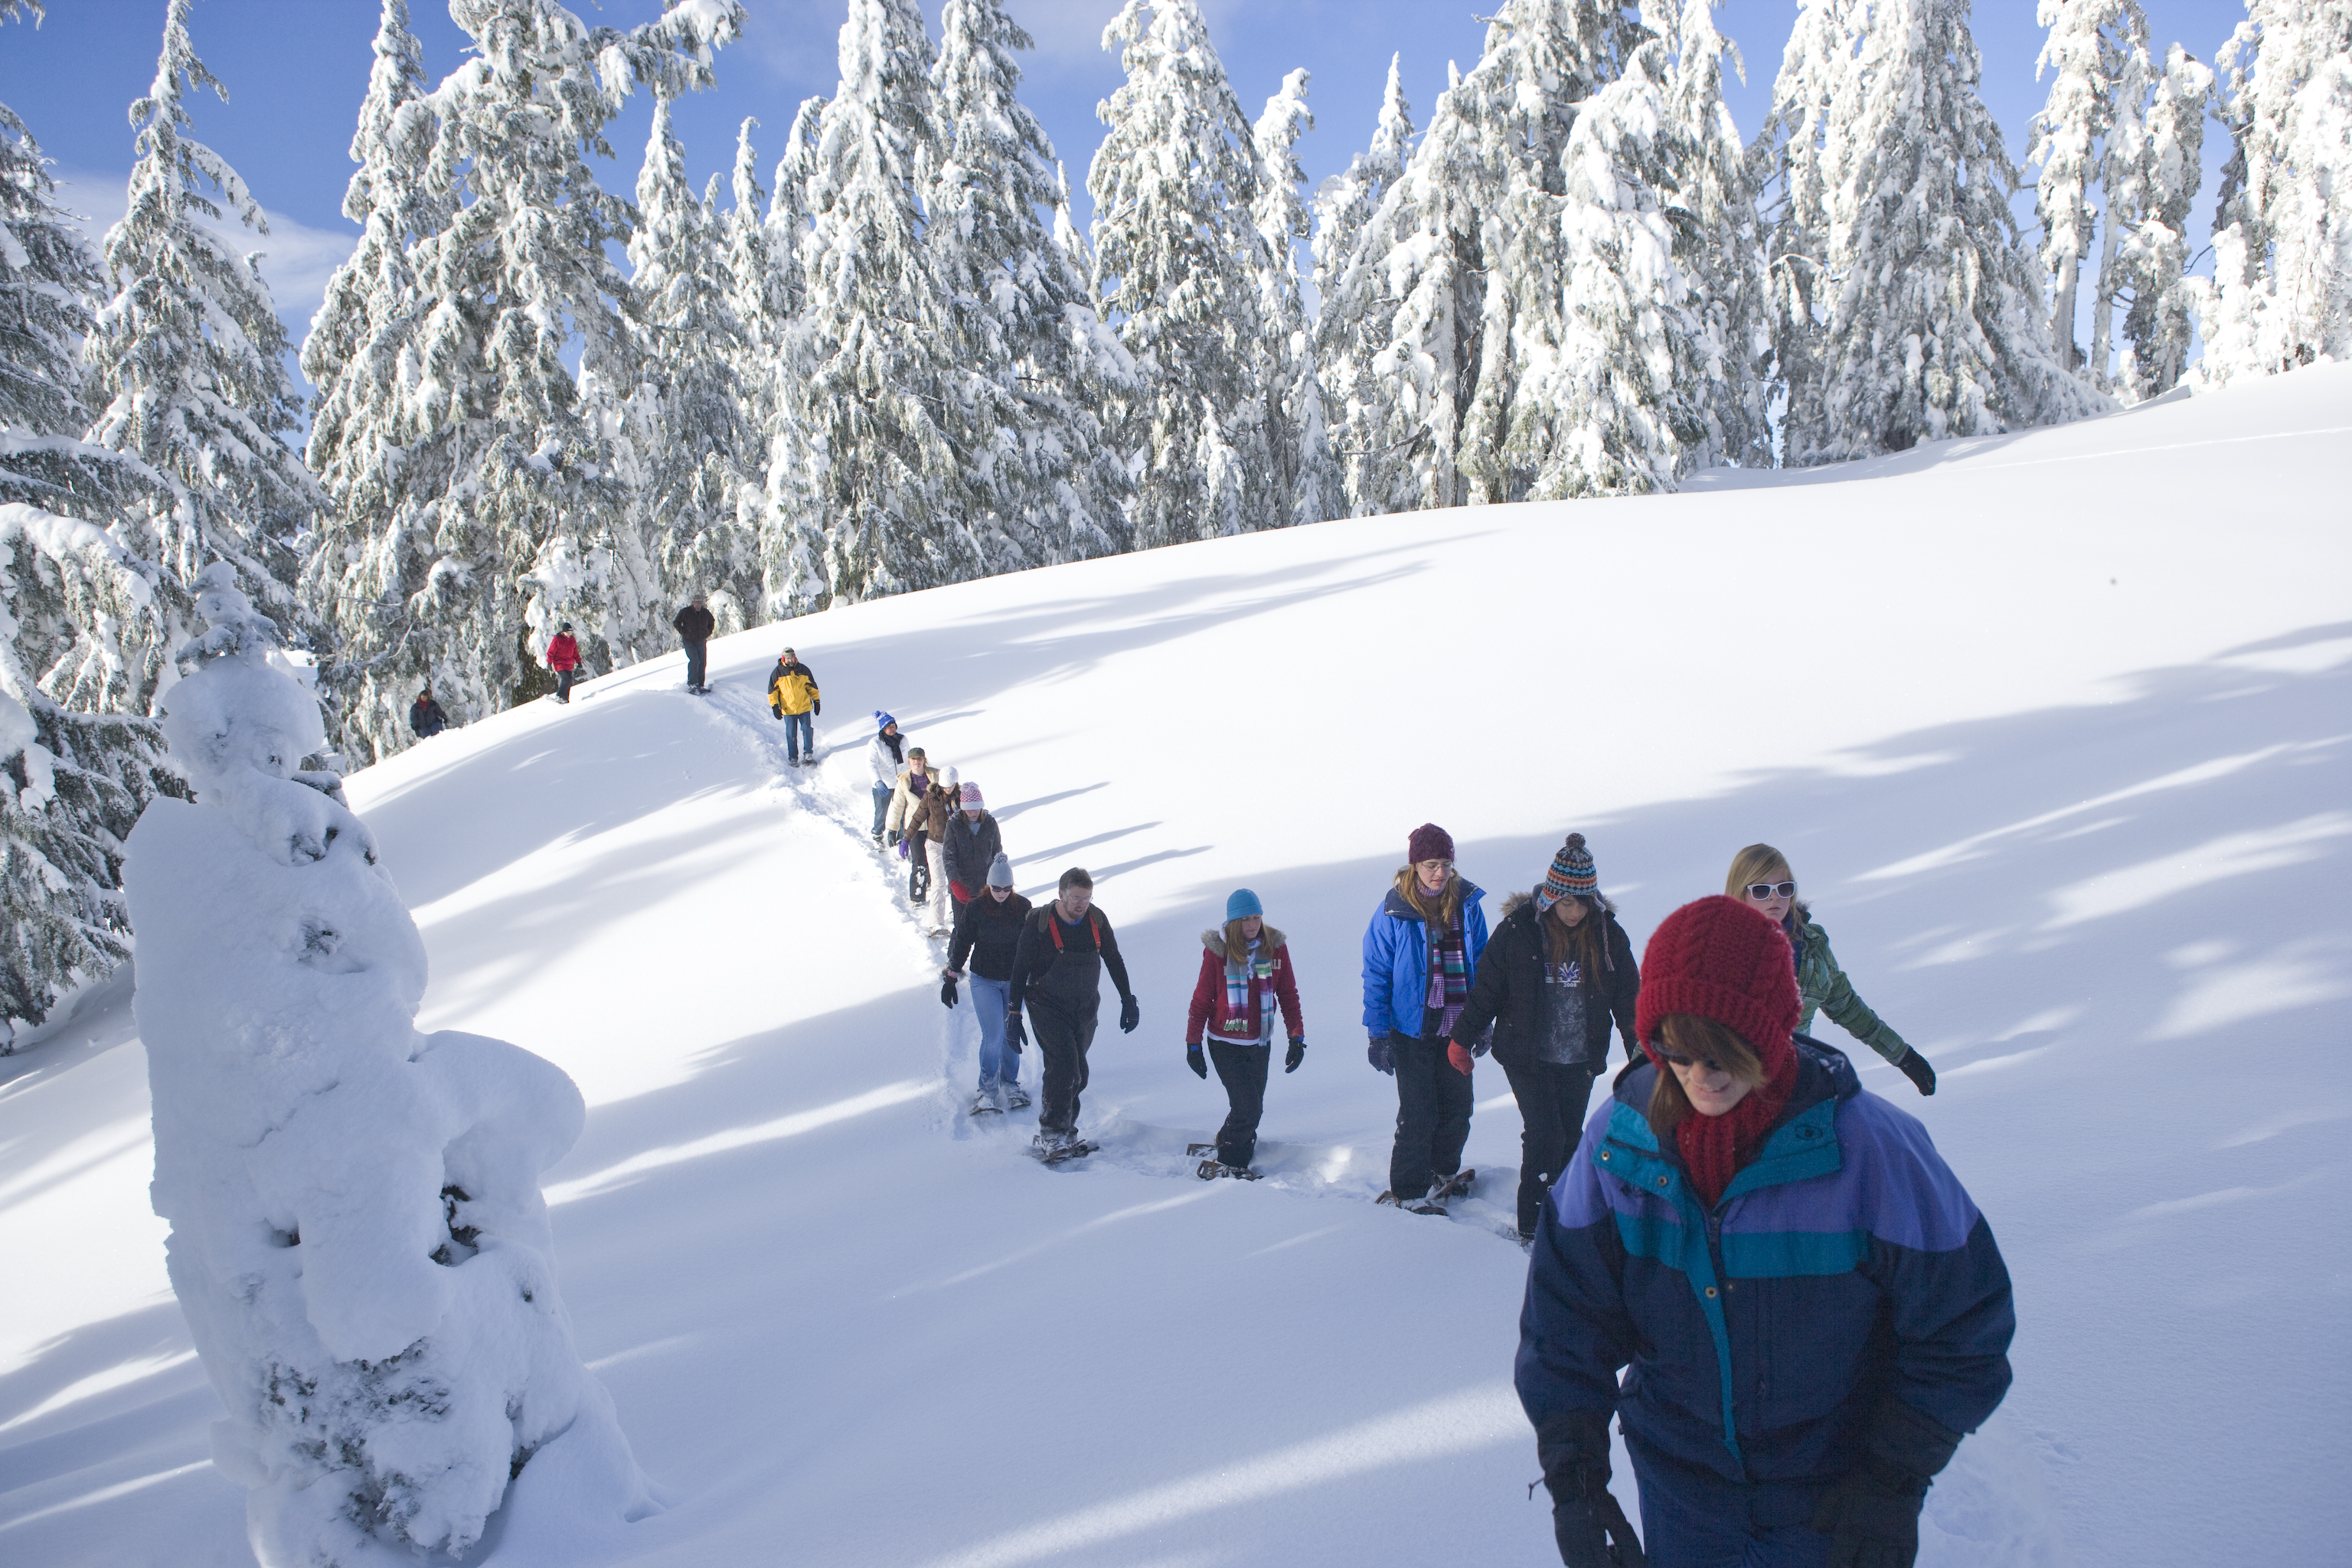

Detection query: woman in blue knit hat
xmin=1182 ymin=889 xmax=1305 ymax=1178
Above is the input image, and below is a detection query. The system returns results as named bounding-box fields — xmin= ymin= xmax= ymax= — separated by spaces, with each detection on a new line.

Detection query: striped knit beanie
xmin=1539 ymin=832 xmax=1599 ymax=910
xmin=1633 ymin=897 xmax=1800 ymax=1071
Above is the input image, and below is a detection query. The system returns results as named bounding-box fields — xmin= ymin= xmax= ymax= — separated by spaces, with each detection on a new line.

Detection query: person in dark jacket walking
xmin=1005 ymin=867 xmax=1139 ymax=1156
xmin=547 ymin=622 xmax=581 ymax=704
xmin=1727 ymin=844 xmax=1936 ymax=1096
xmin=1517 ymin=896 xmax=2014 ymax=1568
xmin=944 ymin=853 xmax=1033 ymax=1115
xmin=939 ymin=782 xmax=1004 ymax=908
xmin=1452 ymin=833 xmax=1639 ymax=1243
xmin=408 ymin=686 xmax=448 ymax=738
xmin=767 ymin=647 xmax=820 ymax=765
xmin=672 ymin=593 xmax=716 ymax=693
xmin=1183 ymin=887 xmax=1306 ymax=1176
xmin=1361 ymin=822 xmax=1491 ymax=1213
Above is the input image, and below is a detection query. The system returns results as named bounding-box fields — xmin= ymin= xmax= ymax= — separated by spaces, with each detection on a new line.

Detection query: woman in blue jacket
xmin=1361 ymin=822 xmax=1491 ymax=1213
xmin=1517 ymin=897 xmax=2013 ymax=1568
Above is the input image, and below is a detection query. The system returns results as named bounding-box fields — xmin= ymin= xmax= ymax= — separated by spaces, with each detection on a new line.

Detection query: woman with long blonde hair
xmin=1361 ymin=822 xmax=1491 ymax=1213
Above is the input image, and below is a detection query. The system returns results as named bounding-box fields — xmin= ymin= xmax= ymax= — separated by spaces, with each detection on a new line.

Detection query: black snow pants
xmin=556 ymin=667 xmax=577 ymax=703
xmin=1208 ymin=1040 xmax=1271 ymax=1168
xmin=1500 ymin=1059 xmax=1601 ymax=1238
xmin=1031 ymin=1003 xmax=1099 ymax=1135
xmin=1387 ymin=1033 xmax=1473 ymax=1203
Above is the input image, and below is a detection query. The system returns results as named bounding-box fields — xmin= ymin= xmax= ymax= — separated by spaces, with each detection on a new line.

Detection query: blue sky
xmin=1 ymin=0 xmax=2252 ymax=374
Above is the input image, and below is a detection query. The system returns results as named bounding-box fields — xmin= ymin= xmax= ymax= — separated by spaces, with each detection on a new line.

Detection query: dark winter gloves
xmin=1541 ymin=1411 xmax=1646 ymax=1568
xmin=1004 ymin=1011 xmax=1026 ymax=1052
xmin=1118 ymin=993 xmax=1139 ymax=1034
xmin=812 ymin=700 xmax=822 ymax=717
xmin=1896 ymin=1049 xmax=1937 ymax=1096
xmin=940 ymin=975 xmax=959 ymax=1008
xmin=1446 ymin=1040 xmax=1475 ymax=1075
xmin=1810 ymin=1394 xmax=1964 ymax=1568
xmin=1284 ymin=1037 xmax=1305 ymax=1073
xmin=1186 ymin=1045 xmax=1207 ymax=1079
xmin=1367 ymin=1037 xmax=1394 ymax=1074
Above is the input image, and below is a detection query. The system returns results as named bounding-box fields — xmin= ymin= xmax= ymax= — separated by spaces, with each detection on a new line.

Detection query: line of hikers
xmin=405 ymin=593 xmax=732 ymax=739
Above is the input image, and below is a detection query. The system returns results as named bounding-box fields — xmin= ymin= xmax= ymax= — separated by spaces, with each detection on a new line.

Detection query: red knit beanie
xmin=1634 ymin=896 xmax=1800 ymax=1075
xmin=1407 ymin=822 xmax=1455 ymax=864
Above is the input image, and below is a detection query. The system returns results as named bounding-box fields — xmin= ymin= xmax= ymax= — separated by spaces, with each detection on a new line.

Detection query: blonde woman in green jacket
xmin=1726 ymin=843 xmax=1938 ymax=1096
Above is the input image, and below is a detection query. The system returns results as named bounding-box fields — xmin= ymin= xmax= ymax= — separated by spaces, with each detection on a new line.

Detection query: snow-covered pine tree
xmin=2111 ymin=44 xmax=2210 ymax=398
xmin=84 ymin=0 xmax=321 ymax=645
xmin=2031 ymin=0 xmax=2138 ymax=375
xmin=717 ymin=119 xmax=787 ymax=518
xmin=1311 ymin=57 xmax=1415 ymax=515
xmin=1754 ymin=0 xmax=2102 ymax=462
xmin=923 ymin=0 xmax=1131 ymax=573
xmin=2197 ymin=0 xmax=2352 ymax=386
xmin=756 ymin=96 xmax=831 ymax=615
xmin=1089 ymin=0 xmax=1285 ymax=545
xmin=1251 ymin=69 xmax=1341 ymax=528
xmin=300 ymin=0 xmax=743 ymax=763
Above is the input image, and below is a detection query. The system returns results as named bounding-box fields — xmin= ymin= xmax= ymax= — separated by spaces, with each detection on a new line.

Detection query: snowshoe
xmin=1031 ymin=1133 xmax=1098 ymax=1166
xmin=1005 ymin=1087 xmax=1032 ymax=1111
xmin=1432 ymin=1168 xmax=1476 ymax=1202
xmin=1376 ymin=1190 xmax=1447 ymax=1217
xmin=1195 ymin=1158 xmax=1261 ymax=1181
xmin=969 ymin=1092 xmax=1004 ymax=1117
xmin=1185 ymin=1142 xmax=1217 ymax=1157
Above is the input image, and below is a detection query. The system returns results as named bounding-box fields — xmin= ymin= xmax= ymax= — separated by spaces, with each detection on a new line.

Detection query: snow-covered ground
xmin=4 ymin=365 xmax=2348 ymax=1566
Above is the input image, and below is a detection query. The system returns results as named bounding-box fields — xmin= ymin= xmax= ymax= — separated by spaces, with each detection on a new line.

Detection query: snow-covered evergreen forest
xmin=2 ymin=0 xmax=2348 ymax=1044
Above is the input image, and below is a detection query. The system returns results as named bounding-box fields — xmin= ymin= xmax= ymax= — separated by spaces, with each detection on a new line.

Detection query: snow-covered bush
xmin=127 ymin=564 xmax=651 ymax=1563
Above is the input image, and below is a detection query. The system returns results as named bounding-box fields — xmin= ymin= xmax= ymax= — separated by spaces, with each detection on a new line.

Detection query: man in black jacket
xmin=671 ymin=593 xmax=716 ymax=693
xmin=408 ymin=685 xmax=448 ymax=738
xmin=1005 ymin=866 xmax=1139 ymax=1153
xmin=942 ymin=853 xmax=1031 ymax=1114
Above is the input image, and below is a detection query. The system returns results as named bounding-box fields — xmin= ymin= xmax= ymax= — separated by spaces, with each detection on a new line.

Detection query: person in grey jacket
xmin=939 ymin=782 xmax=1004 ymax=910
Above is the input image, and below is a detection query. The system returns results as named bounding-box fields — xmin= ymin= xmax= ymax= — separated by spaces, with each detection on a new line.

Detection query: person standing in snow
xmin=1006 ymin=867 xmax=1139 ymax=1157
xmin=672 ymin=593 xmax=716 ymax=694
xmin=408 ymin=685 xmax=448 ymax=738
xmin=940 ymin=782 xmax=1004 ymax=910
xmin=1727 ymin=844 xmax=1936 ymax=1096
xmin=1362 ymin=823 xmax=1491 ymax=1213
xmin=767 ymin=646 xmax=821 ymax=766
xmin=887 ymin=746 xmax=942 ymax=864
xmin=943 ymin=852 xmax=1033 ymax=1115
xmin=905 ymin=766 xmax=960 ymax=935
xmin=546 ymin=621 xmax=581 ymax=704
xmin=1451 ymin=834 xmax=1640 ymax=1244
xmin=867 ymin=713 xmax=906 ymax=847
xmin=1517 ymin=895 xmax=2013 ymax=1568
xmin=1183 ymin=888 xmax=1305 ymax=1177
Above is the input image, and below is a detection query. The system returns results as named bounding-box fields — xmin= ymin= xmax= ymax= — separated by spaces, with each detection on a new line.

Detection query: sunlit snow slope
xmin=4 ymin=367 xmax=2348 ymax=1568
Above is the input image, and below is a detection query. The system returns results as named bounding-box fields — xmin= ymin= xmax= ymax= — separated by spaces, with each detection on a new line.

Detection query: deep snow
xmin=4 ymin=364 xmax=2349 ymax=1566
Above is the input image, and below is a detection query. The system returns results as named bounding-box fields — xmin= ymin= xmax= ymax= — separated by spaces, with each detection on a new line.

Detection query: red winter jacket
xmin=547 ymin=632 xmax=580 ymax=671
xmin=1185 ymin=926 xmax=1304 ymax=1047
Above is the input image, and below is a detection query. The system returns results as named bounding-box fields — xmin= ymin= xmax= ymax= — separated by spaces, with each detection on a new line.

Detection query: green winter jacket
xmin=1788 ymin=915 xmax=1912 ymax=1067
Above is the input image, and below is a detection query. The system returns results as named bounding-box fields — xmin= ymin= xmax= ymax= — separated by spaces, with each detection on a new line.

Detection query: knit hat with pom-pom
xmin=1539 ymin=833 xmax=1598 ymax=910
xmin=1633 ymin=896 xmax=1801 ymax=1072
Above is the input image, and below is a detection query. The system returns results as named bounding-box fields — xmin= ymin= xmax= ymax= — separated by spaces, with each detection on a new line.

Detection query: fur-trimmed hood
xmin=1201 ymin=925 xmax=1287 ymax=959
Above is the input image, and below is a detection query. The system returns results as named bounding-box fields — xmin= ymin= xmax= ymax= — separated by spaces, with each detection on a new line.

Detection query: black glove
xmin=1285 ymin=1037 xmax=1305 ymax=1073
xmin=1896 ymin=1048 xmax=1936 ymax=1096
xmin=1004 ymin=1011 xmax=1025 ymax=1052
xmin=1367 ymin=1037 xmax=1394 ymax=1075
xmin=1541 ymin=1411 xmax=1645 ymax=1568
xmin=812 ymin=700 xmax=822 ymax=717
xmin=940 ymin=976 xmax=959 ymax=1008
xmin=769 ymin=708 xmax=781 ymax=720
xmin=1811 ymin=1395 xmax=1962 ymax=1568
xmin=1186 ymin=1045 xmax=1207 ymax=1079
xmin=1118 ymin=993 xmax=1139 ymax=1034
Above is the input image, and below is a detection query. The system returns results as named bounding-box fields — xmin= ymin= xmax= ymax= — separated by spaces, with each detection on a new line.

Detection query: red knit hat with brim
xmin=1634 ymin=896 xmax=1801 ymax=1074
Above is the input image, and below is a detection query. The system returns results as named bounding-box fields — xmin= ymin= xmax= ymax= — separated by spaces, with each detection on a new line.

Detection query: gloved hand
xmin=1284 ymin=1037 xmax=1305 ymax=1073
xmin=1004 ymin=1011 xmax=1026 ymax=1052
xmin=940 ymin=976 xmax=959 ymax=1008
xmin=1896 ymin=1048 xmax=1937 ymax=1096
xmin=1811 ymin=1395 xmax=1962 ymax=1568
xmin=1186 ymin=1045 xmax=1207 ymax=1079
xmin=1367 ymin=1037 xmax=1394 ymax=1075
xmin=1542 ymin=1411 xmax=1646 ymax=1568
xmin=1446 ymin=1040 xmax=1475 ymax=1076
xmin=769 ymin=708 xmax=781 ymax=721
xmin=1118 ymin=994 xmax=1139 ymax=1034
xmin=812 ymin=700 xmax=822 ymax=717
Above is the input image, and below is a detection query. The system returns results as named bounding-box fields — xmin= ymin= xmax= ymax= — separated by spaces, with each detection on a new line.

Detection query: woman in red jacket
xmin=546 ymin=621 xmax=581 ymax=704
xmin=1184 ymin=889 xmax=1304 ymax=1178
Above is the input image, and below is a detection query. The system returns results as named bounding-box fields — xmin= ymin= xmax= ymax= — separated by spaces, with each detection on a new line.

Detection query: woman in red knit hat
xmin=1516 ymin=897 xmax=2014 ymax=1568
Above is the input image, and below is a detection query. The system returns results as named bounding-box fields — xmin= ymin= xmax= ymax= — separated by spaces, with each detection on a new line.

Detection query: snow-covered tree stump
xmin=126 ymin=565 xmax=651 ymax=1565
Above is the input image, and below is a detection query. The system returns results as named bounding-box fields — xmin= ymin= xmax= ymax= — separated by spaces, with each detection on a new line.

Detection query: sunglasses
xmin=1743 ymin=880 xmax=1797 ymax=900
xmin=1656 ymin=1050 xmax=1726 ymax=1073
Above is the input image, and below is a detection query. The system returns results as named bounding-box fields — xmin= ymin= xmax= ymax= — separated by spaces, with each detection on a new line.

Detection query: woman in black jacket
xmin=1449 ymin=834 xmax=1638 ymax=1243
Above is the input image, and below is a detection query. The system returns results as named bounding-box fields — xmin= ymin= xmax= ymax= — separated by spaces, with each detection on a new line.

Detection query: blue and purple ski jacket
xmin=1515 ymin=1039 xmax=2014 ymax=1486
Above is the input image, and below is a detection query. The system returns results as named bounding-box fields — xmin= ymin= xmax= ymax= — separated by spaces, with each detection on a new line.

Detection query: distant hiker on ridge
xmin=546 ymin=621 xmax=581 ymax=704
xmin=1362 ymin=822 xmax=1490 ymax=1214
xmin=767 ymin=646 xmax=821 ymax=766
xmin=1006 ymin=867 xmax=1139 ymax=1161
xmin=940 ymin=782 xmax=1003 ymax=911
xmin=867 ymin=713 xmax=906 ymax=847
xmin=1183 ymin=887 xmax=1305 ymax=1180
xmin=408 ymin=684 xmax=447 ymax=739
xmin=943 ymin=852 xmax=1033 ymax=1116
xmin=1727 ymin=844 xmax=1936 ymax=1096
xmin=672 ymin=593 xmax=715 ymax=694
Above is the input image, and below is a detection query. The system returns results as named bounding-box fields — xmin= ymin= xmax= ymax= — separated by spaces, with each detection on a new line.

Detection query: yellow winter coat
xmin=768 ymin=661 xmax=820 ymax=717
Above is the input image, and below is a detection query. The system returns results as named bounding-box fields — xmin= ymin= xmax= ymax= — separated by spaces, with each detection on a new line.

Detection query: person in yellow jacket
xmin=767 ymin=646 xmax=821 ymax=766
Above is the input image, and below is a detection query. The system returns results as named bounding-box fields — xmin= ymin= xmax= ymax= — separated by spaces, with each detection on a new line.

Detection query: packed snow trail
xmin=3 ymin=365 xmax=2349 ymax=1566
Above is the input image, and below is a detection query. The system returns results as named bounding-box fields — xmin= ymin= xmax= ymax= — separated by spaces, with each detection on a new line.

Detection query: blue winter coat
xmin=1516 ymin=1039 xmax=2013 ymax=1486
xmin=1360 ymin=880 xmax=1490 ymax=1040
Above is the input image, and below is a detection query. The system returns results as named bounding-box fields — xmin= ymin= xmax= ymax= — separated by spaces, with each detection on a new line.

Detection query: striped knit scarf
xmin=1425 ymin=914 xmax=1468 ymax=1038
xmin=1225 ymin=939 xmax=1276 ymax=1038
